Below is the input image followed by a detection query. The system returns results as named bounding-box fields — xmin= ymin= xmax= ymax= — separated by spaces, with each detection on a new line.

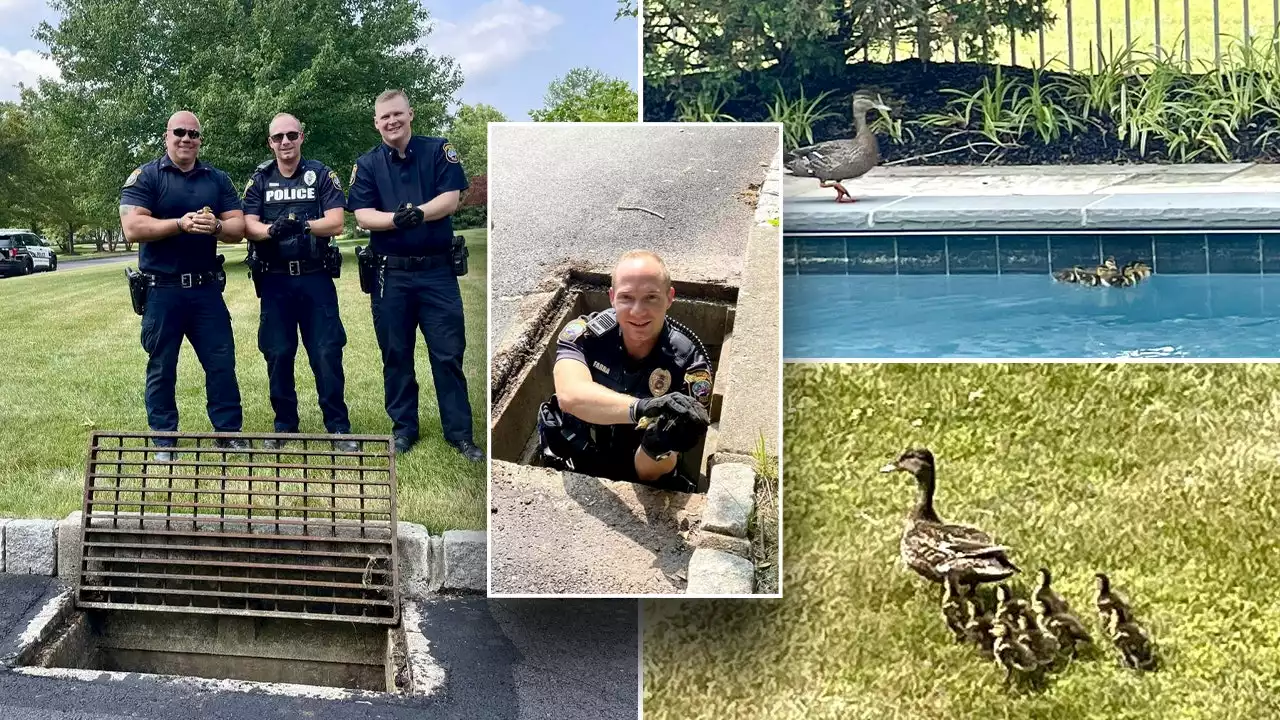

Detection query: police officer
xmin=119 ymin=110 xmax=249 ymax=458
xmin=348 ymin=89 xmax=482 ymax=461
xmin=538 ymin=250 xmax=713 ymax=493
xmin=243 ymin=113 xmax=357 ymax=452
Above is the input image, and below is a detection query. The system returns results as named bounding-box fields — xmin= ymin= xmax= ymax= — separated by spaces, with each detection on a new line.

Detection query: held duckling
xmin=941 ymin=574 xmax=969 ymax=642
xmin=992 ymin=621 xmax=1042 ymax=687
xmin=880 ymin=449 xmax=1021 ymax=588
xmin=1108 ymin=603 xmax=1159 ymax=671
xmin=1036 ymin=597 xmax=1093 ymax=657
xmin=785 ymin=94 xmax=891 ymax=204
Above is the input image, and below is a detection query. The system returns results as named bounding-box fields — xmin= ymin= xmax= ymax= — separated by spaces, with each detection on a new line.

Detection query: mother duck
xmin=785 ymin=94 xmax=889 ymax=203
xmin=880 ymin=448 xmax=1021 ymax=589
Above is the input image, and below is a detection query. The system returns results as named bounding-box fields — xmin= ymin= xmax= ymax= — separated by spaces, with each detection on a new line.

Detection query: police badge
xmin=443 ymin=143 xmax=460 ymax=164
xmin=649 ymin=368 xmax=672 ymax=396
xmin=303 ymin=169 xmax=316 ymax=186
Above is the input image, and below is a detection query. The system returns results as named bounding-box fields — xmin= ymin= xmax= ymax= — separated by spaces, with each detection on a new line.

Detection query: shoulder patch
xmin=685 ymin=369 xmax=713 ymax=406
xmin=559 ymin=318 xmax=587 ymax=344
xmin=243 ymin=177 xmax=253 ymax=196
xmin=443 ymin=142 xmax=460 ymax=164
xmin=123 ymin=167 xmax=142 ymax=188
xmin=329 ymin=169 xmax=342 ymax=190
xmin=349 ymin=163 xmax=358 ymax=186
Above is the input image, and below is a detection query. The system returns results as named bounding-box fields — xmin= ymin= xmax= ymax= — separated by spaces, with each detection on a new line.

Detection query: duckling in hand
xmin=941 ymin=574 xmax=968 ymax=642
xmin=880 ymin=449 xmax=1021 ymax=588
xmin=992 ymin=621 xmax=1042 ymax=687
xmin=1108 ymin=603 xmax=1159 ymax=671
xmin=1036 ymin=597 xmax=1093 ymax=657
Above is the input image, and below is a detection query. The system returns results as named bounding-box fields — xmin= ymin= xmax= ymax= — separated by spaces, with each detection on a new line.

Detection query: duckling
xmin=941 ymin=574 xmax=968 ymax=642
xmin=963 ymin=595 xmax=997 ymax=658
xmin=1095 ymin=572 xmax=1133 ymax=629
xmin=1133 ymin=260 xmax=1153 ymax=280
xmin=880 ymin=449 xmax=1021 ymax=588
xmin=1052 ymin=266 xmax=1085 ymax=283
xmin=1077 ymin=270 xmax=1101 ymax=287
xmin=995 ymin=583 xmax=1030 ymax=626
xmin=1020 ymin=611 xmax=1063 ymax=670
xmin=1036 ymin=597 xmax=1093 ymax=657
xmin=1108 ymin=603 xmax=1158 ymax=671
xmin=1034 ymin=568 xmax=1068 ymax=616
xmin=992 ymin=621 xmax=1042 ymax=687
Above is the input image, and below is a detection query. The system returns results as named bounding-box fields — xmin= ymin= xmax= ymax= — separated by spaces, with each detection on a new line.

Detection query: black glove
xmin=640 ymin=416 xmax=679 ymax=460
xmin=393 ymin=204 xmax=424 ymax=229
xmin=268 ymin=216 xmax=306 ymax=239
xmin=632 ymin=392 xmax=706 ymax=425
xmin=664 ymin=410 xmax=710 ymax=452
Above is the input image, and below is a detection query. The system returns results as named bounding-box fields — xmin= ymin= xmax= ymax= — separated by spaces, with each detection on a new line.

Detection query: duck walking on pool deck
xmin=785 ymin=94 xmax=890 ymax=204
xmin=879 ymin=448 xmax=1021 ymax=590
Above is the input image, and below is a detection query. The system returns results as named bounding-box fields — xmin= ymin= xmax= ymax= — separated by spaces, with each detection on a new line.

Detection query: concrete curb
xmin=685 ymin=463 xmax=758 ymax=595
xmin=4 ymin=519 xmax=57 ymax=576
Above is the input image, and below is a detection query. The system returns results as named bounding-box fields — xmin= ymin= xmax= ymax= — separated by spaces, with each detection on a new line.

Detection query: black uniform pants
xmin=257 ymin=272 xmax=351 ymax=434
xmin=370 ymin=263 xmax=473 ymax=444
xmin=140 ymin=284 xmax=242 ymax=436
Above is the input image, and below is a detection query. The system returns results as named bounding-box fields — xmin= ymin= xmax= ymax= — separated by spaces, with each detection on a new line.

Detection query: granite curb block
xmin=56 ymin=512 xmax=81 ymax=587
xmin=784 ymin=192 xmax=1280 ymax=233
xmin=701 ymin=463 xmax=756 ymax=539
xmin=684 ymin=548 xmax=755 ymax=595
xmin=441 ymin=530 xmax=486 ymax=593
xmin=0 ymin=518 xmax=8 ymax=573
xmin=4 ymin=519 xmax=57 ymax=576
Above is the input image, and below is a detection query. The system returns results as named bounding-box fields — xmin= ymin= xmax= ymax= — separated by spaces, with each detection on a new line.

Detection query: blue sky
xmin=0 ymin=0 xmax=639 ymax=121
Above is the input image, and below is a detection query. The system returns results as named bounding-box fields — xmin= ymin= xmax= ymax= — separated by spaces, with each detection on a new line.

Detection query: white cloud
xmin=426 ymin=0 xmax=563 ymax=79
xmin=0 ymin=47 xmax=59 ymax=101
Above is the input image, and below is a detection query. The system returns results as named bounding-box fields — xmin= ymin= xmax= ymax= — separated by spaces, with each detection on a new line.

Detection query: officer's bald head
xmin=166 ymin=111 xmax=200 ymax=131
xmin=165 ymin=111 xmax=202 ymax=167
xmin=269 ymin=113 xmax=302 ymax=134
xmin=612 ymin=250 xmax=671 ymax=291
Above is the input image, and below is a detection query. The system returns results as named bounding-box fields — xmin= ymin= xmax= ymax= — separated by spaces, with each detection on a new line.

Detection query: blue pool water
xmin=783 ymin=274 xmax=1280 ymax=358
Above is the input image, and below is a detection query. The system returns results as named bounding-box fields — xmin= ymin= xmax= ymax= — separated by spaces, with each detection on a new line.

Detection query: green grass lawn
xmin=644 ymin=363 xmax=1280 ymax=719
xmin=0 ymin=229 xmax=488 ymax=534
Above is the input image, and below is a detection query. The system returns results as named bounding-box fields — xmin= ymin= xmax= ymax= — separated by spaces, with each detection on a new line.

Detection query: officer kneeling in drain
xmin=121 ymin=110 xmax=248 ymax=460
xmin=242 ymin=113 xmax=356 ymax=452
xmin=538 ymin=250 xmax=713 ymax=493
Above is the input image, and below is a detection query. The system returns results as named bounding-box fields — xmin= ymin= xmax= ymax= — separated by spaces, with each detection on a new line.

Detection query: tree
xmin=460 ymin=174 xmax=487 ymax=208
xmin=28 ymin=0 xmax=462 ymax=218
xmin=446 ymin=104 xmax=506 ymax=179
xmin=529 ymin=68 xmax=638 ymax=123
xmin=616 ymin=0 xmax=637 ymax=19
xmin=0 ymin=103 xmax=41 ymax=224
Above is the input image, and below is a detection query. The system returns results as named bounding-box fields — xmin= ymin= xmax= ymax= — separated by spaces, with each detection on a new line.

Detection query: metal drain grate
xmin=77 ymin=431 xmax=400 ymax=625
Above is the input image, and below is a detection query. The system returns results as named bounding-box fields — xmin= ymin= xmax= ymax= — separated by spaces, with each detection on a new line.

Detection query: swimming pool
xmin=783 ymin=231 xmax=1280 ymax=358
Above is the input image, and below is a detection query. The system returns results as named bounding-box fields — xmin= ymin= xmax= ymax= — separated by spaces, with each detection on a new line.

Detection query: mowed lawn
xmin=644 ymin=363 xmax=1280 ymax=719
xmin=0 ymin=229 xmax=488 ymax=534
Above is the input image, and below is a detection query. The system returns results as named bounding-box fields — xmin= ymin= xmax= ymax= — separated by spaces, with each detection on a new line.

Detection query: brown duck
xmin=785 ymin=94 xmax=889 ymax=204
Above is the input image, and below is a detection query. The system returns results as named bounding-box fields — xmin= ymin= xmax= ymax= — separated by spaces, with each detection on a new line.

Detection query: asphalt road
xmin=0 ymin=576 xmax=638 ymax=720
xmin=487 ymin=123 xmax=779 ymax=343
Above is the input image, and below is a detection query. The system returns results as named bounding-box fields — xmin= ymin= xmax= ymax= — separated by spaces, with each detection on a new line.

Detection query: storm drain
xmin=77 ymin=431 xmax=400 ymax=625
xmin=491 ymin=269 xmax=737 ymax=487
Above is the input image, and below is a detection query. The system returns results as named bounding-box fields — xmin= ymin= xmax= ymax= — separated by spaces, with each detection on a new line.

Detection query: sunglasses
xmin=170 ymin=128 xmax=201 ymax=139
xmin=270 ymin=131 xmax=301 ymax=143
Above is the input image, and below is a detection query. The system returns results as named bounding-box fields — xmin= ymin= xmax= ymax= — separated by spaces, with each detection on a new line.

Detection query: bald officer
xmin=348 ymin=89 xmax=481 ymax=461
xmin=120 ymin=110 xmax=248 ymax=457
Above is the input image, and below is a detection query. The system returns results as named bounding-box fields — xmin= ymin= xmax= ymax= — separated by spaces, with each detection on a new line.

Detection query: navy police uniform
xmin=120 ymin=155 xmax=244 ymax=437
xmin=346 ymin=135 xmax=474 ymax=447
xmin=243 ymin=158 xmax=351 ymax=434
xmin=538 ymin=309 xmax=715 ymax=491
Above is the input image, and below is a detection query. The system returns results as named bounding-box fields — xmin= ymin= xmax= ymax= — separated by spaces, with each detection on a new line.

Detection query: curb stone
xmin=442 ymin=530 xmax=486 ymax=592
xmin=701 ymin=463 xmax=756 ymax=539
xmin=5 ymin=519 xmax=57 ymax=576
xmin=685 ymin=548 xmax=754 ymax=595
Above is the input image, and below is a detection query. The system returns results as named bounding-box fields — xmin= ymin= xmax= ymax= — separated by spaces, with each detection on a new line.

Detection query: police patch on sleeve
xmin=329 ymin=169 xmax=342 ymax=190
xmin=443 ymin=143 xmax=460 ymax=164
xmin=649 ymin=368 xmax=672 ymax=397
xmin=243 ymin=178 xmax=253 ymax=196
xmin=349 ymin=164 xmax=358 ymax=186
xmin=123 ymin=167 xmax=142 ymax=188
xmin=685 ymin=369 xmax=713 ymax=406
xmin=558 ymin=318 xmax=587 ymax=344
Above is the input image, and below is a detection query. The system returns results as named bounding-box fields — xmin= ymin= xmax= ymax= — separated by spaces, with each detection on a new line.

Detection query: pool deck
xmin=785 ymin=163 xmax=1280 ymax=233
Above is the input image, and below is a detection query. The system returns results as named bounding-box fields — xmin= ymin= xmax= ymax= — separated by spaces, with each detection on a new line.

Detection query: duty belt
xmin=382 ymin=252 xmax=450 ymax=271
xmin=260 ymin=258 xmax=327 ymax=276
xmin=144 ymin=270 xmax=223 ymax=288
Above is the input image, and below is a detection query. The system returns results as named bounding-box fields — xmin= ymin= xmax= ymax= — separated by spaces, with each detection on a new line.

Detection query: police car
xmin=0 ymin=229 xmax=58 ymax=277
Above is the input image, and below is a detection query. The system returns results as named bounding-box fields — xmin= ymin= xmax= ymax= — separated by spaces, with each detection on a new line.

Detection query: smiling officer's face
xmin=374 ymin=95 xmax=414 ymax=147
xmin=610 ymin=256 xmax=675 ymax=353
xmin=165 ymin=111 xmax=202 ymax=166
xmin=268 ymin=115 xmax=303 ymax=163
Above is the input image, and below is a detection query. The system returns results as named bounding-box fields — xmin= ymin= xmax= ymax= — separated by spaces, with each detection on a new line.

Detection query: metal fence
xmin=871 ymin=0 xmax=1280 ymax=71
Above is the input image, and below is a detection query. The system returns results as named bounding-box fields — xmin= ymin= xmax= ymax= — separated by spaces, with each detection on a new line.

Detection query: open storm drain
xmin=491 ymin=268 xmax=738 ymax=488
xmin=15 ymin=431 xmax=422 ymax=695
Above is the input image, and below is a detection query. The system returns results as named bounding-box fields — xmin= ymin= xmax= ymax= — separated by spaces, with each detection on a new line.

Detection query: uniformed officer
xmin=348 ymin=89 xmax=482 ymax=461
xmin=243 ymin=113 xmax=356 ymax=452
xmin=538 ymin=250 xmax=714 ymax=493
xmin=119 ymin=110 xmax=249 ymax=458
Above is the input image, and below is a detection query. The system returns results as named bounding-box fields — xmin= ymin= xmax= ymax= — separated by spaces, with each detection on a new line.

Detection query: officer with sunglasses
xmin=347 ymin=89 xmax=481 ymax=461
xmin=242 ymin=113 xmax=357 ymax=452
xmin=120 ymin=111 xmax=249 ymax=456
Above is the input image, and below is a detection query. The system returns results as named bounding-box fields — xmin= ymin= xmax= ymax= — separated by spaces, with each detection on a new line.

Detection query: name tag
xmin=592 ymin=361 xmax=610 ymax=374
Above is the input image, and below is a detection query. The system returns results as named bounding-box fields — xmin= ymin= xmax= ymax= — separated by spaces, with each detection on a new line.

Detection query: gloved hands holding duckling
xmin=634 ymin=392 xmax=711 ymax=458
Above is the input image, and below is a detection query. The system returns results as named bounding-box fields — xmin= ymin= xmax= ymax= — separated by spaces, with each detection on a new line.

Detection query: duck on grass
xmin=881 ymin=448 xmax=1158 ymax=690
